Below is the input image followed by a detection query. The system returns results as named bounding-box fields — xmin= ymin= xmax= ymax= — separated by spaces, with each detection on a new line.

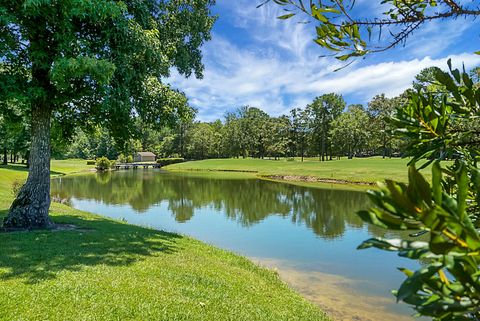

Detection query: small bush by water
xmin=96 ymin=157 xmax=115 ymax=171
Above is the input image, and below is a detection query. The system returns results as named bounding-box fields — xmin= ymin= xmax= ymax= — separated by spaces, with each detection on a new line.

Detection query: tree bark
xmin=2 ymin=146 xmax=6 ymax=165
xmin=3 ymin=104 xmax=52 ymax=229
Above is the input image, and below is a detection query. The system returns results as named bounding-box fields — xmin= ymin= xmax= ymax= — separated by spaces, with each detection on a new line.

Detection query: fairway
xmin=166 ymin=157 xmax=427 ymax=184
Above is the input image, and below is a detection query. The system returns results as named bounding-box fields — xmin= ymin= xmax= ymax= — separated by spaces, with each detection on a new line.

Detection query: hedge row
xmin=156 ymin=158 xmax=185 ymax=166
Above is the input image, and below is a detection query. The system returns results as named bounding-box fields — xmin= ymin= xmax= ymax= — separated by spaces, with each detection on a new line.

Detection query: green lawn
xmin=166 ymin=157 xmax=424 ymax=183
xmin=0 ymin=160 xmax=328 ymax=321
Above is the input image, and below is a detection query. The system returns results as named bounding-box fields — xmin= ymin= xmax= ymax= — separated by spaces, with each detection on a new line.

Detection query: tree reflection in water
xmin=51 ymin=170 xmax=396 ymax=240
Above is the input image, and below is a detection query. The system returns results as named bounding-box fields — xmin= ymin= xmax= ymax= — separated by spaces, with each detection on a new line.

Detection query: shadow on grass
xmin=0 ymin=210 xmax=181 ymax=284
xmin=0 ymin=164 xmax=65 ymax=176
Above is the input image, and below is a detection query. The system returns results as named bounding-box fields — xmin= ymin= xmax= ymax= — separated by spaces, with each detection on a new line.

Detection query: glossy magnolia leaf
xmin=432 ymin=161 xmax=442 ymax=204
xmin=358 ymin=238 xmax=428 ymax=252
xmin=396 ymin=264 xmax=442 ymax=302
xmin=455 ymin=163 xmax=468 ymax=220
xmin=407 ymin=165 xmax=432 ymax=207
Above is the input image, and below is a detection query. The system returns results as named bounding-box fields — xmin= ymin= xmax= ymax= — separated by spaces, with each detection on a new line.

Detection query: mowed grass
xmin=0 ymin=160 xmax=328 ymax=321
xmin=166 ymin=157 xmax=428 ymax=183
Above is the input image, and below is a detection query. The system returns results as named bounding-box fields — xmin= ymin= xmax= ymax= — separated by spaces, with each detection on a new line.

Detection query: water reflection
xmin=51 ymin=170 xmax=418 ymax=320
xmin=52 ymin=170 xmax=386 ymax=240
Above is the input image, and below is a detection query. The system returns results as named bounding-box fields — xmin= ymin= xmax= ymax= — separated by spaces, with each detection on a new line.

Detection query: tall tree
xmin=306 ymin=93 xmax=345 ymax=161
xmin=265 ymin=116 xmax=290 ymax=159
xmin=222 ymin=112 xmax=243 ymax=158
xmin=367 ymin=94 xmax=398 ymax=158
xmin=289 ymin=107 xmax=307 ymax=159
xmin=0 ymin=0 xmax=216 ymax=229
xmin=412 ymin=67 xmax=444 ymax=91
xmin=330 ymin=104 xmax=369 ymax=159
xmin=243 ymin=107 xmax=270 ymax=158
xmin=186 ymin=122 xmax=216 ymax=159
xmin=0 ymin=99 xmax=28 ymax=165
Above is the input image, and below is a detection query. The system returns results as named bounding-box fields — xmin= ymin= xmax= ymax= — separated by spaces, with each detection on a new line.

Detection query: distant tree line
xmin=1 ymin=66 xmax=478 ymax=163
xmin=61 ymin=91 xmax=407 ymax=161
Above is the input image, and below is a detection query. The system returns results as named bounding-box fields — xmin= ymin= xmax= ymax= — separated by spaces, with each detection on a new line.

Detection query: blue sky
xmin=169 ymin=0 xmax=480 ymax=121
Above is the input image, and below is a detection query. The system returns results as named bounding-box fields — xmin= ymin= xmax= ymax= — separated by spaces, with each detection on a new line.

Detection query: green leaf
xmin=432 ymin=161 xmax=442 ymax=204
xmin=277 ymin=13 xmax=295 ymax=19
xmin=455 ymin=162 xmax=468 ymax=220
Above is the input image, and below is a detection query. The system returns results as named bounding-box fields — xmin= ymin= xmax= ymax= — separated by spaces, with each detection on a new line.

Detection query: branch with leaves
xmin=262 ymin=0 xmax=480 ymax=60
xmin=357 ymin=62 xmax=480 ymax=319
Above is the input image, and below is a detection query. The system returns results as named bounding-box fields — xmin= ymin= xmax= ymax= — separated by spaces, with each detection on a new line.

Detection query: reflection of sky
xmin=72 ymin=194 xmax=417 ymax=317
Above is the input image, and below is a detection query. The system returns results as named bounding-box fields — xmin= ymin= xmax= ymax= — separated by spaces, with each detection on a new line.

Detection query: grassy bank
xmin=166 ymin=157 xmax=434 ymax=184
xmin=0 ymin=160 xmax=328 ymax=320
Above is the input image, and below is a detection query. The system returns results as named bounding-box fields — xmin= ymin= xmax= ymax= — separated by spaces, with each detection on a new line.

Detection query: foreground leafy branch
xmin=357 ymin=62 xmax=480 ymax=319
xmin=264 ymin=0 xmax=480 ymax=60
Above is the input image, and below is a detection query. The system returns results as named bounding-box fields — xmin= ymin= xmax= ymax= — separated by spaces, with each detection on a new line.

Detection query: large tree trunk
xmin=3 ymin=104 xmax=52 ymax=229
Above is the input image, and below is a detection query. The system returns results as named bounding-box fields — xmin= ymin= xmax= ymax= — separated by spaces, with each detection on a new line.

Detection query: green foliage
xmin=156 ymin=158 xmax=185 ymax=166
xmin=95 ymin=157 xmax=112 ymax=171
xmin=1 ymin=0 xmax=217 ymax=227
xmin=117 ymin=153 xmax=133 ymax=164
xmin=0 ymin=99 xmax=29 ymax=164
xmin=358 ymin=61 xmax=480 ymax=319
xmin=117 ymin=153 xmax=127 ymax=164
xmin=0 ymin=0 xmax=216 ymax=139
xmin=186 ymin=122 xmax=218 ymax=159
xmin=330 ymin=105 xmax=370 ymax=159
xmin=86 ymin=160 xmax=95 ymax=165
xmin=305 ymin=93 xmax=346 ymax=161
xmin=66 ymin=88 xmax=413 ymax=162
xmin=367 ymin=93 xmax=408 ymax=158
xmin=67 ymin=128 xmax=119 ymax=160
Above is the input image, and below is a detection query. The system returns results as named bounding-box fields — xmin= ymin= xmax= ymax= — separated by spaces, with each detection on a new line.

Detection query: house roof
xmin=137 ymin=152 xmax=156 ymax=157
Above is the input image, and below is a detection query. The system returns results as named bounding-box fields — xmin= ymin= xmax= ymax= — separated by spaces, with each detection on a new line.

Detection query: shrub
xmin=117 ymin=153 xmax=126 ymax=163
xmin=156 ymin=158 xmax=185 ymax=166
xmin=11 ymin=179 xmax=25 ymax=197
xmin=86 ymin=160 xmax=96 ymax=165
xmin=357 ymin=62 xmax=480 ymax=319
xmin=95 ymin=157 xmax=112 ymax=171
xmin=126 ymin=155 xmax=133 ymax=163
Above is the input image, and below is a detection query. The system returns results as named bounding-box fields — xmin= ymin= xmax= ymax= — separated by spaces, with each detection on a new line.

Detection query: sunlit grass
xmin=0 ymin=161 xmax=328 ymax=320
xmin=167 ymin=157 xmax=434 ymax=183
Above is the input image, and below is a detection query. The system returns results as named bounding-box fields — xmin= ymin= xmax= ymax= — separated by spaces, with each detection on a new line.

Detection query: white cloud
xmin=168 ymin=0 xmax=480 ymax=121
xmin=301 ymin=54 xmax=480 ymax=100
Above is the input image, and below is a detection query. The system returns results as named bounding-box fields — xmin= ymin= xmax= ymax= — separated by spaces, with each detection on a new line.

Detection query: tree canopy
xmin=0 ymin=0 xmax=216 ymax=228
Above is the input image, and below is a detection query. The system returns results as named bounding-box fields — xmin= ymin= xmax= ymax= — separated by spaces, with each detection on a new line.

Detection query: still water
xmin=51 ymin=169 xmax=419 ymax=320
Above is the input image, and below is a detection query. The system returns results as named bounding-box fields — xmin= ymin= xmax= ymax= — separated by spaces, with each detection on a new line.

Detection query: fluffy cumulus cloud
xmin=168 ymin=0 xmax=480 ymax=121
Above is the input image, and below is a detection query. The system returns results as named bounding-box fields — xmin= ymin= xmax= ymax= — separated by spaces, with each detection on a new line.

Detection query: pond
xmin=51 ymin=169 xmax=419 ymax=320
